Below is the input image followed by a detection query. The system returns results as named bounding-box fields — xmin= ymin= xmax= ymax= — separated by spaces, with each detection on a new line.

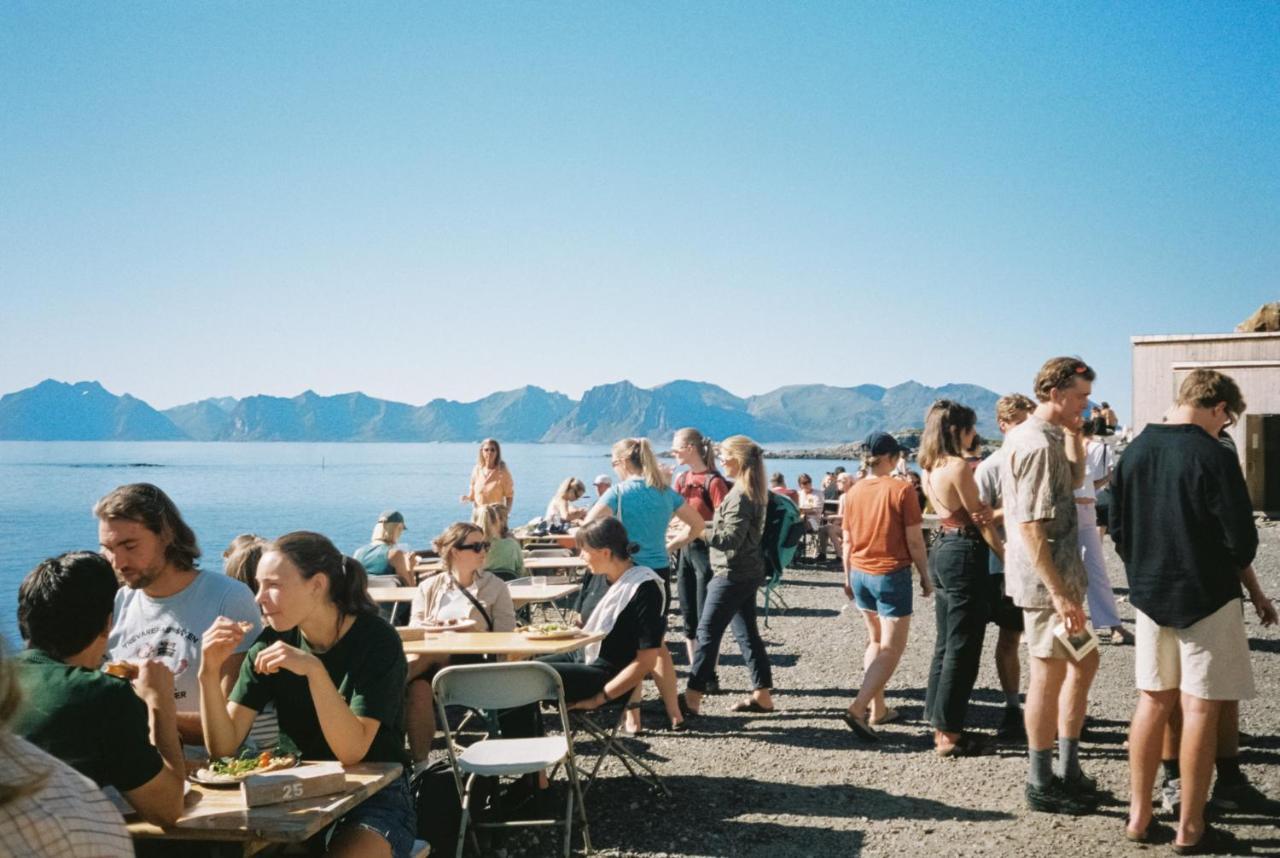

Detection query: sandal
xmin=731 ymin=699 xmax=775 ymax=714
xmin=1172 ymin=824 xmax=1246 ymax=855
xmin=870 ymin=707 xmax=901 ymax=727
xmin=667 ymin=718 xmax=687 ymax=732
xmin=935 ymin=732 xmax=992 ymax=758
xmin=842 ymin=710 xmax=879 ymax=741
xmin=677 ymin=692 xmax=701 ymax=718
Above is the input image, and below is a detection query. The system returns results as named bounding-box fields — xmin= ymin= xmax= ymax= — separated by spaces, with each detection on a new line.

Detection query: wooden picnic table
xmin=127 ymin=761 xmax=402 ymax=855
xmin=401 ymin=630 xmax=604 ymax=658
xmin=369 ymin=582 xmax=580 ymax=610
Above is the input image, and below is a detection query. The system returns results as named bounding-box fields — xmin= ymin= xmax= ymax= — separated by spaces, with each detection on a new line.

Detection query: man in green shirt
xmin=13 ymin=551 xmax=186 ymax=826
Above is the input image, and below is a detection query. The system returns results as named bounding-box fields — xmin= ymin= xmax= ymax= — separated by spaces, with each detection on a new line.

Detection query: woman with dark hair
xmin=462 ymin=438 xmax=514 ymax=511
xmin=919 ymin=401 xmax=1003 ymax=756
xmin=403 ymin=522 xmax=516 ymax=764
xmin=199 ymin=532 xmax=414 ymax=858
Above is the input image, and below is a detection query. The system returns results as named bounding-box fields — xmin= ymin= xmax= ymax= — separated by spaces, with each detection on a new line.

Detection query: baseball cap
xmin=378 ymin=510 xmax=406 ymax=529
xmin=863 ymin=431 xmax=902 ymax=456
xmin=593 ymin=474 xmax=612 ymax=485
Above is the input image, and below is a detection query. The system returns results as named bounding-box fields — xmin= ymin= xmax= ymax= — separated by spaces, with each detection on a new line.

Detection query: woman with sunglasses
xmin=200 ymin=532 xmax=414 ymax=858
xmin=584 ymin=437 xmax=705 ymax=732
xmin=403 ymin=522 xmax=515 ymax=765
xmin=461 ymin=438 xmax=514 ymax=511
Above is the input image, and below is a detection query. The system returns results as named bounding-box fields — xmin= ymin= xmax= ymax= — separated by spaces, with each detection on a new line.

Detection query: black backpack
xmin=412 ymin=760 xmax=462 ymax=852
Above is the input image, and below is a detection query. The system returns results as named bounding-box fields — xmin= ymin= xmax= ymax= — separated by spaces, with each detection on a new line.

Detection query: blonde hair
xmin=611 ymin=438 xmax=668 ymax=490
xmin=718 ymin=435 xmax=767 ymax=504
xmin=0 ymin=647 xmax=48 ymax=807
xmin=673 ymin=427 xmax=717 ymax=470
xmin=371 ymin=520 xmax=403 ymax=544
xmin=476 ymin=438 xmax=507 ymax=471
xmin=556 ymin=477 xmax=586 ymax=502
xmin=995 ymin=393 xmax=1035 ymax=425
xmin=222 ymin=535 xmax=267 ymax=594
xmin=432 ymin=522 xmax=486 ymax=573
xmin=472 ymin=503 xmax=510 ymax=541
xmin=1177 ymin=369 xmax=1246 ymax=418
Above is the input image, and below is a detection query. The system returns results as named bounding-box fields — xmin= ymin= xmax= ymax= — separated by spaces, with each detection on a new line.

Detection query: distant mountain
xmin=0 ymin=380 xmax=186 ymax=440
xmin=0 ymin=378 xmax=1001 ymax=442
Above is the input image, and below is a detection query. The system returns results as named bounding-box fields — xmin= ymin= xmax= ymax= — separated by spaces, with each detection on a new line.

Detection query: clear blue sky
xmin=2 ymin=2 xmax=1276 ymax=420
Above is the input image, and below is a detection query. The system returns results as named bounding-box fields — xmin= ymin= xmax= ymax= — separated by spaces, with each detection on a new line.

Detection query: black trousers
xmin=676 ymin=541 xmax=714 ymax=640
xmin=924 ymin=532 xmax=990 ymax=734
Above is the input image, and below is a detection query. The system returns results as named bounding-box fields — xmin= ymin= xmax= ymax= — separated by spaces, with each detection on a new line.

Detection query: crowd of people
xmin=0 ymin=359 xmax=1274 ymax=857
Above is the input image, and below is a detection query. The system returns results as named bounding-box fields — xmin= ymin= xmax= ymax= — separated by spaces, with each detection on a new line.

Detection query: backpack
xmin=762 ymin=492 xmax=804 ymax=576
xmin=676 ymin=470 xmax=730 ymax=515
xmin=412 ymin=760 xmax=462 ymax=852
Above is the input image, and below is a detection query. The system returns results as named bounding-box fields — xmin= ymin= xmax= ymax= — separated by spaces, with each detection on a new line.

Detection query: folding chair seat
xmin=434 ymin=662 xmax=591 ymax=857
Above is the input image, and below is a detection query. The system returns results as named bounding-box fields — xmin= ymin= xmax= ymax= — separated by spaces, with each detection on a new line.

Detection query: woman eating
xmin=199 ymin=532 xmax=414 ymax=858
xmin=461 ymin=438 xmax=514 ymax=511
xmin=682 ymin=435 xmax=775 ymax=717
xmin=404 ymin=522 xmax=516 ymax=765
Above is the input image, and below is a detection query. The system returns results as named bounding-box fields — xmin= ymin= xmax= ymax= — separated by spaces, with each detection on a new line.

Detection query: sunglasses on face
xmin=456 ymin=541 xmax=490 ymax=553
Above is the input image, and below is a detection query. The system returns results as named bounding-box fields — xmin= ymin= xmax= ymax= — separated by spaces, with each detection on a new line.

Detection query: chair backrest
xmin=489 ymin=568 xmax=519 ymax=582
xmin=434 ymin=661 xmax=565 ymax=712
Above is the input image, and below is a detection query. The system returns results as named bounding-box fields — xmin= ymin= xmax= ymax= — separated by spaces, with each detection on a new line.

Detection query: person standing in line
xmin=840 ymin=432 xmax=931 ymax=740
xmin=974 ymin=393 xmax=1035 ymax=741
xmin=669 ymin=428 xmax=732 ymax=684
xmin=1112 ymin=370 xmax=1265 ymax=851
xmin=920 ymin=401 xmax=1002 ymax=756
xmin=1074 ymin=423 xmax=1131 ymax=644
xmin=97 ymin=483 xmax=263 ymax=747
xmin=681 ymin=435 xmax=775 ymax=717
xmin=586 ymin=438 xmax=705 ymax=732
xmin=1002 ymin=357 xmax=1098 ymax=815
xmin=461 ymin=438 xmax=514 ymax=511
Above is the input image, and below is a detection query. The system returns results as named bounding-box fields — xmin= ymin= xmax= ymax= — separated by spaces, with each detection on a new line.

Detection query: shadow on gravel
xmin=583 ymin=774 xmax=1012 ymax=857
xmin=766 ymin=607 xmax=841 ymax=618
xmin=1249 ymin=636 xmax=1280 ymax=654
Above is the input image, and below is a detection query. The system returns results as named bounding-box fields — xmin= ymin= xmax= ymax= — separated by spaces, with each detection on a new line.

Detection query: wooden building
xmin=1131 ymin=331 xmax=1280 ymax=513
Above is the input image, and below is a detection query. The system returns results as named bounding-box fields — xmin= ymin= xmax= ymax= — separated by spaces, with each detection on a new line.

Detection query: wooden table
xmin=402 ymin=630 xmax=604 ymax=658
xmin=369 ymin=586 xmax=420 ymax=605
xmin=415 ymin=555 xmax=588 ymax=574
xmin=127 ymin=762 xmax=402 ymax=854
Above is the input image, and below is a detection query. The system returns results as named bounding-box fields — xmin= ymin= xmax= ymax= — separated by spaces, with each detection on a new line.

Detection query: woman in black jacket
xmin=681 ymin=435 xmax=775 ymax=716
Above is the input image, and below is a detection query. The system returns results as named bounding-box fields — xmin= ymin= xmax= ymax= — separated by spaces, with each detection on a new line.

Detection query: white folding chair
xmin=433 ymin=662 xmax=591 ymax=858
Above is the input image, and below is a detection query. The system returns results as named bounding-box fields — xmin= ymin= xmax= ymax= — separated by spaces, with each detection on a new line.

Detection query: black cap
xmin=378 ymin=510 xmax=406 ymax=529
xmin=863 ymin=431 xmax=902 ymax=456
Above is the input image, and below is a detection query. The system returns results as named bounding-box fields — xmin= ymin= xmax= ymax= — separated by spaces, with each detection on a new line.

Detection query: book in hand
xmin=1052 ymin=622 xmax=1099 ymax=661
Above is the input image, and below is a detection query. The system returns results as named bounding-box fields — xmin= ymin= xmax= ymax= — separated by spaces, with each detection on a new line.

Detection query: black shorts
xmin=987 ymin=573 xmax=1024 ymax=632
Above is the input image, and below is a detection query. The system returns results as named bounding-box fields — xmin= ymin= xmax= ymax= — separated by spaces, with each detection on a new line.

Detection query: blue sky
xmin=2 ymin=2 xmax=1276 ymax=420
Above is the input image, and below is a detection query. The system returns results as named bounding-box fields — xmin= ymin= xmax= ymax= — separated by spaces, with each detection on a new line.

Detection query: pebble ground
xmin=498 ymin=526 xmax=1280 ymax=857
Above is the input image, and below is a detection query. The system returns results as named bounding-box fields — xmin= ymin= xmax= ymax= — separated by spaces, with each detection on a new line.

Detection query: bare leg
xmin=1128 ymin=689 xmax=1179 ymax=837
xmin=406 ymin=678 xmax=437 ymax=763
xmin=850 ymin=615 xmax=911 ymax=722
xmin=1163 ymin=700 xmax=1183 ymax=761
xmin=1176 ymin=694 xmax=1223 ymax=849
xmin=328 ymin=824 xmax=392 ymax=858
xmin=1057 ymin=649 xmax=1098 ymax=740
xmin=652 ymin=647 xmax=683 ymax=727
xmin=1025 ymin=657 xmax=1067 ymax=759
xmin=995 ymin=628 xmax=1022 ymax=699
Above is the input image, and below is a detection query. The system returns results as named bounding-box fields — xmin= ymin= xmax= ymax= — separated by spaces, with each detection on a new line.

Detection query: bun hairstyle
xmin=718 ymin=435 xmax=767 ymax=503
xmin=433 ymin=522 xmax=486 ymax=572
xmin=612 ymin=437 xmax=668 ymax=490
xmin=574 ymin=517 xmax=639 ymax=562
xmin=266 ymin=531 xmax=376 ymax=620
xmin=918 ymin=399 xmax=977 ymax=471
xmin=673 ymin=427 xmax=717 ymax=471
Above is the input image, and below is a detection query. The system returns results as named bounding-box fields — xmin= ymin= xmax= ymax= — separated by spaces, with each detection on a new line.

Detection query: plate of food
xmin=190 ymin=750 xmax=300 ymax=787
xmin=420 ymin=617 xmax=477 ymax=633
xmin=522 ymin=622 xmax=583 ymax=640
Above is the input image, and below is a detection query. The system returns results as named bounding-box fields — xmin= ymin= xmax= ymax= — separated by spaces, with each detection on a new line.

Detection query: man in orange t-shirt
xmin=840 ymin=432 xmax=932 ymax=740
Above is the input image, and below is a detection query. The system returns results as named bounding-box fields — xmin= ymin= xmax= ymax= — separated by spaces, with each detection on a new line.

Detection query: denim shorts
xmin=326 ymin=770 xmax=416 ymax=858
xmin=851 ymin=567 xmax=913 ymax=618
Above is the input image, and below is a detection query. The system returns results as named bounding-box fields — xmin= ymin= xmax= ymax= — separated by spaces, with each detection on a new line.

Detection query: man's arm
xmin=1063 ymin=425 xmax=1086 ymax=489
xmin=124 ymin=661 xmax=186 ymax=826
xmin=1239 ymin=564 xmax=1277 ymax=626
xmin=1019 ymin=520 xmax=1085 ymax=633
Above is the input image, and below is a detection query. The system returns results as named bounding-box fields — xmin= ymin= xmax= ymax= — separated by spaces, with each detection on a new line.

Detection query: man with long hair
xmin=97 ymin=483 xmax=261 ymax=745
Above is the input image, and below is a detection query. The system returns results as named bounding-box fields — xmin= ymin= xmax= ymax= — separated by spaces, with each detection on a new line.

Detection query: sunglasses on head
xmin=456 ymin=541 xmax=490 ymax=553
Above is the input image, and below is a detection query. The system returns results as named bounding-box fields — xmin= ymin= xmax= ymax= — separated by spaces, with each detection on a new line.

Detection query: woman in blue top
xmin=585 ymin=438 xmax=704 ymax=733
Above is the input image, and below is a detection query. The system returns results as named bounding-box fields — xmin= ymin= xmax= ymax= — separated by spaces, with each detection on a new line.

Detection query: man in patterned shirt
xmin=1002 ymin=356 xmax=1099 ymax=815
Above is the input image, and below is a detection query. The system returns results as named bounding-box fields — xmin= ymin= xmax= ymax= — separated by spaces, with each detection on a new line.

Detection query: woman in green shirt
xmin=474 ymin=503 xmax=525 ymax=578
xmin=200 ymin=531 xmax=414 ymax=858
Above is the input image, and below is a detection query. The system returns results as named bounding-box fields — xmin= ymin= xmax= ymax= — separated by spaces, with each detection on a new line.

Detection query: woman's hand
xmin=253 ymin=641 xmax=322 ymax=679
xmin=569 ymin=691 xmax=606 ymax=711
xmin=969 ymin=503 xmax=995 ymax=526
xmin=459 ymin=494 xmax=471 ymax=504
xmin=200 ymin=617 xmax=247 ymax=678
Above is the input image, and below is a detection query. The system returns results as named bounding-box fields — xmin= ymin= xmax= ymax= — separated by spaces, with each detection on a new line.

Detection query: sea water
xmin=0 ymin=441 xmax=859 ymax=645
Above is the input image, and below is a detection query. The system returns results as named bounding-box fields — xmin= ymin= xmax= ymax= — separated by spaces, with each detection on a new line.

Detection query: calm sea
xmin=0 ymin=441 xmax=857 ymax=645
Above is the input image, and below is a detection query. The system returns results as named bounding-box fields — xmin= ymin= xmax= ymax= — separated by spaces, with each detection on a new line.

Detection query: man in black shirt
xmin=1111 ymin=369 xmax=1258 ymax=852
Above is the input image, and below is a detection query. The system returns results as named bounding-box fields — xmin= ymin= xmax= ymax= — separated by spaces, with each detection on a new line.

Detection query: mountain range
xmin=0 ymin=379 xmax=1002 ymax=443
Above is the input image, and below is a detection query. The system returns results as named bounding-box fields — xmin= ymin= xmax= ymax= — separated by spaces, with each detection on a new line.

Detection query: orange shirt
xmin=471 ymin=466 xmax=514 ymax=506
xmin=843 ymin=476 xmax=922 ymax=574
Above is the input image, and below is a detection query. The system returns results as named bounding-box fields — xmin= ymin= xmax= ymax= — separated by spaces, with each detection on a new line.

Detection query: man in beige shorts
xmin=1110 ymin=369 xmax=1259 ymax=853
xmin=1002 ymin=357 xmax=1099 ymax=815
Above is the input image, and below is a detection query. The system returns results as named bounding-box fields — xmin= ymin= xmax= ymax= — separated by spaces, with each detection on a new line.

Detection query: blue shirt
xmin=600 ymin=478 xmax=684 ymax=570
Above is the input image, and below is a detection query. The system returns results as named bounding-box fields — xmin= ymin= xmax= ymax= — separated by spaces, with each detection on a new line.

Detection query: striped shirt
xmin=0 ymin=735 xmax=133 ymax=858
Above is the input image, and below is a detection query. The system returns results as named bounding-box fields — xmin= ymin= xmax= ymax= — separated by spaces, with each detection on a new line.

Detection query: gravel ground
xmin=501 ymin=526 xmax=1280 ymax=858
